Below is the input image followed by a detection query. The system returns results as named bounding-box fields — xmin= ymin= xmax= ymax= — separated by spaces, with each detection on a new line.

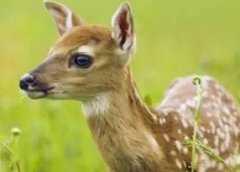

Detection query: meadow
xmin=1 ymin=0 xmax=240 ymax=171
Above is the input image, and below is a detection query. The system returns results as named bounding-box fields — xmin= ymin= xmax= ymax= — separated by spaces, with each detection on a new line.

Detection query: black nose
xmin=19 ymin=74 xmax=35 ymax=91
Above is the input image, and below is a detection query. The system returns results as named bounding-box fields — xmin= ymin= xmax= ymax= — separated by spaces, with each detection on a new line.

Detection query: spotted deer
xmin=19 ymin=1 xmax=240 ymax=171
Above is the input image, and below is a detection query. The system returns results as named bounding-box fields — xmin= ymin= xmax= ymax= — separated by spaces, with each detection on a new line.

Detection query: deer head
xmin=19 ymin=1 xmax=136 ymax=101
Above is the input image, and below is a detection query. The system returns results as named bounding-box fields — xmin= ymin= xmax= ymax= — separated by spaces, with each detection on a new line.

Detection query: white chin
xmin=26 ymin=91 xmax=46 ymax=99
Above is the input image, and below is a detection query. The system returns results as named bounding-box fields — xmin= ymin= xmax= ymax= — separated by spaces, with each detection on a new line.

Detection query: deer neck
xmin=82 ymin=69 xmax=165 ymax=172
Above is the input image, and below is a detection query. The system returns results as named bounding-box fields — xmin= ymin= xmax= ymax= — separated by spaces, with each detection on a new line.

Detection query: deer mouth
xmin=25 ymin=86 xmax=55 ymax=99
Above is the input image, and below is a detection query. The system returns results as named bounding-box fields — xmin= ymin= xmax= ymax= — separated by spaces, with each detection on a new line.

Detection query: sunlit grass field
xmin=1 ymin=0 xmax=240 ymax=171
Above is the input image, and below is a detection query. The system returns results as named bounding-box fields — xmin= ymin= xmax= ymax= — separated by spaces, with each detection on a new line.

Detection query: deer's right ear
xmin=44 ymin=0 xmax=83 ymax=36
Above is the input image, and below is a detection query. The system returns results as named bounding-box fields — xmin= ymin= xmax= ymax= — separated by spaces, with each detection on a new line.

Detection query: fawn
xmin=19 ymin=1 xmax=240 ymax=171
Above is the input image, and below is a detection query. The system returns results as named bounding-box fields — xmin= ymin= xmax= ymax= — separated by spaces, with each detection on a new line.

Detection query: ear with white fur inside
xmin=44 ymin=0 xmax=83 ymax=36
xmin=111 ymin=2 xmax=135 ymax=59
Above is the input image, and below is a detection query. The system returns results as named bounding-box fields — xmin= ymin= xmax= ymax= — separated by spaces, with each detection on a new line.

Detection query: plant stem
xmin=191 ymin=77 xmax=203 ymax=172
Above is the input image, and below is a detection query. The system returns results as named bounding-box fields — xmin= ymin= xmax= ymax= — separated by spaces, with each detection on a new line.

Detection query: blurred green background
xmin=1 ymin=0 xmax=240 ymax=171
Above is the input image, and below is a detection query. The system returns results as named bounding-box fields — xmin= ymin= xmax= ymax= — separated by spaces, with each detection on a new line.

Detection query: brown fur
xmin=86 ymin=69 xmax=177 ymax=172
xmin=55 ymin=25 xmax=114 ymax=48
xmin=21 ymin=2 xmax=240 ymax=172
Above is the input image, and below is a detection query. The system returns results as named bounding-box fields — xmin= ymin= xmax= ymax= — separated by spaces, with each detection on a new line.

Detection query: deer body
xmin=84 ymin=70 xmax=240 ymax=172
xmin=19 ymin=1 xmax=240 ymax=171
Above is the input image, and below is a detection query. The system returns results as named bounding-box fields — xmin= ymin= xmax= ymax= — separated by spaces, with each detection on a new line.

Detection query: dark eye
xmin=72 ymin=53 xmax=93 ymax=68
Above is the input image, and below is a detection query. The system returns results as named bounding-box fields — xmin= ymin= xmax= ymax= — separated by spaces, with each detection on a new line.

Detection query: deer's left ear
xmin=111 ymin=3 xmax=135 ymax=55
xmin=44 ymin=0 xmax=83 ymax=36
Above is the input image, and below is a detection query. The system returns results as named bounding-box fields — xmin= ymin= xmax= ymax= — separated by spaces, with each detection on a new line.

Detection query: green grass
xmin=1 ymin=0 xmax=240 ymax=171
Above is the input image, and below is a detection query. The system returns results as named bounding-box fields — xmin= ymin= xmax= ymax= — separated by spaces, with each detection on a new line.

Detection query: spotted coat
xmin=154 ymin=76 xmax=240 ymax=172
